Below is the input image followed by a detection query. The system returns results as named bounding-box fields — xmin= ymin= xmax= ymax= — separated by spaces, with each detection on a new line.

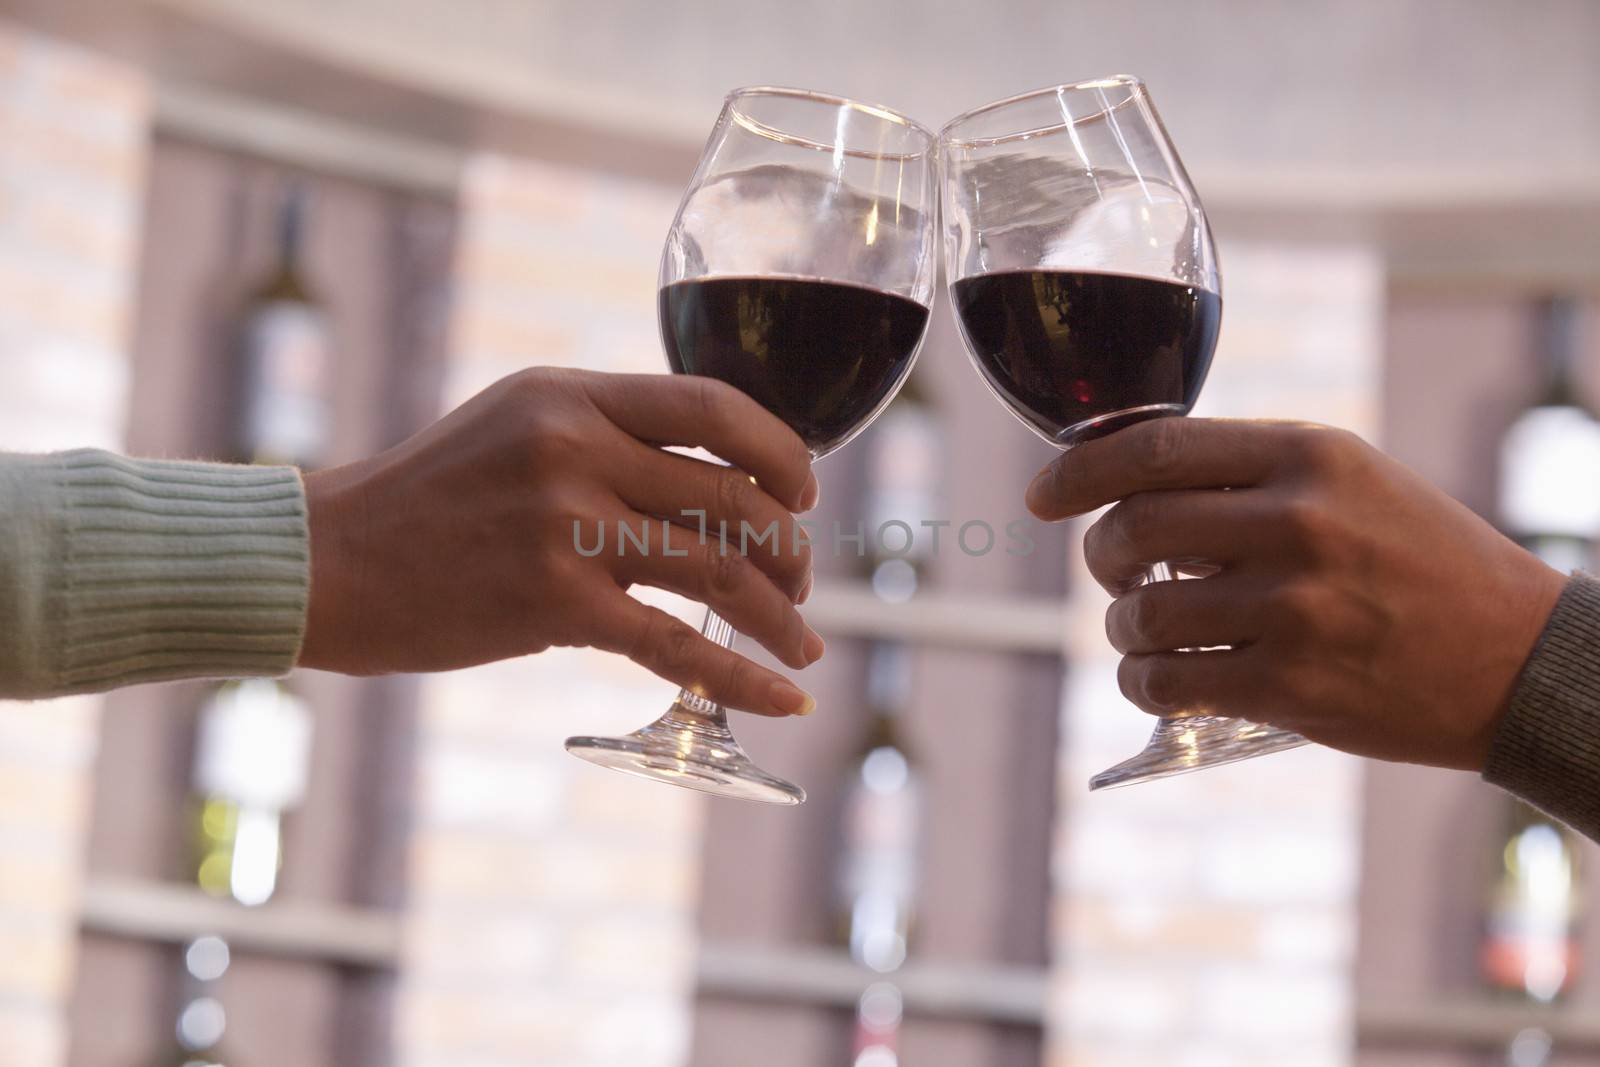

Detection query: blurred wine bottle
xmin=861 ymin=373 xmax=943 ymax=601
xmin=1481 ymin=800 xmax=1580 ymax=1067
xmin=835 ymin=641 xmax=922 ymax=970
xmin=1483 ymin=295 xmax=1593 ymax=1067
xmin=191 ymin=679 xmax=313 ymax=907
xmin=192 ymin=179 xmax=327 ymax=907
xmin=1497 ymin=295 xmax=1600 ymax=574
xmin=835 ymin=641 xmax=921 ymax=1067
xmin=231 ymin=181 xmax=332 ymax=468
xmin=162 ymin=180 xmax=330 ymax=1067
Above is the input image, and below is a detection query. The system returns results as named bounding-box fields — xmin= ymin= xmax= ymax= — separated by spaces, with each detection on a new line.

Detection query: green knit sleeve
xmin=0 ymin=449 xmax=309 ymax=700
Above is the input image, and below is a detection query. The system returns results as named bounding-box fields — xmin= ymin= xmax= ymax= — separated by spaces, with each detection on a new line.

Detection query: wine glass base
xmin=1088 ymin=716 xmax=1309 ymax=791
xmin=564 ymin=702 xmax=805 ymax=805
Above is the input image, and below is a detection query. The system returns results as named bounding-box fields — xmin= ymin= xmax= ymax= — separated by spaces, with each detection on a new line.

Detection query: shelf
xmin=79 ymin=877 xmax=402 ymax=969
xmin=696 ymin=942 xmax=1048 ymax=1026
xmin=804 ymin=582 xmax=1066 ymax=656
xmin=1358 ymin=998 xmax=1600 ymax=1050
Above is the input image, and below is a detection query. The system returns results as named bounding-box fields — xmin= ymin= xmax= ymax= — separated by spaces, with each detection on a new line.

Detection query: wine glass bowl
xmin=941 ymin=76 xmax=1220 ymax=447
xmin=939 ymin=77 xmax=1309 ymax=788
xmin=566 ymin=88 xmax=937 ymax=804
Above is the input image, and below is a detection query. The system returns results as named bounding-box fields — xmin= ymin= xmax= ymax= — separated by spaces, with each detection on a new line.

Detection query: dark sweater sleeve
xmin=1484 ymin=572 xmax=1600 ymax=840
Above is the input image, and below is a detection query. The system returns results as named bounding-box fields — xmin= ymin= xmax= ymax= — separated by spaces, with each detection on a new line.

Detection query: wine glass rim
xmin=724 ymin=85 xmax=937 ymax=159
xmin=939 ymin=75 xmax=1146 ymax=148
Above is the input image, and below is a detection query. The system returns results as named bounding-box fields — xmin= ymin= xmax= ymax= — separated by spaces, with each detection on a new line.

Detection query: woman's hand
xmin=299 ymin=368 xmax=823 ymax=717
xmin=1026 ymin=418 xmax=1566 ymax=770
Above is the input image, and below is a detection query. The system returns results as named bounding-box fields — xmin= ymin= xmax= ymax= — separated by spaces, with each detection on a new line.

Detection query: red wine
xmin=951 ymin=270 xmax=1220 ymax=444
xmin=660 ymin=276 xmax=929 ymax=455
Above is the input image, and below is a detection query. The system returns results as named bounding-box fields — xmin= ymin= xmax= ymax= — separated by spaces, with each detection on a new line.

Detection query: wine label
xmin=837 ymin=747 xmax=921 ymax=972
xmin=193 ymin=680 xmax=313 ymax=810
xmin=864 ymin=404 xmax=941 ymax=558
xmin=240 ymin=300 xmax=332 ymax=466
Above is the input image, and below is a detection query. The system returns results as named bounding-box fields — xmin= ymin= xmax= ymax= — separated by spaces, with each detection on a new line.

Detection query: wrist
xmin=299 ymin=463 xmax=367 ymax=673
xmin=1466 ymin=553 xmax=1567 ymax=770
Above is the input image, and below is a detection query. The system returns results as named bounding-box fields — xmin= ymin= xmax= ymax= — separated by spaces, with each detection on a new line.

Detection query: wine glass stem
xmin=1146 ymin=560 xmax=1175 ymax=585
xmin=670 ymin=607 xmax=734 ymax=722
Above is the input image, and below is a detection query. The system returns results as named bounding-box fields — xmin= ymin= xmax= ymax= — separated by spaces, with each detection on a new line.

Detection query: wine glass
xmin=565 ymin=87 xmax=938 ymax=805
xmin=938 ymin=76 xmax=1307 ymax=789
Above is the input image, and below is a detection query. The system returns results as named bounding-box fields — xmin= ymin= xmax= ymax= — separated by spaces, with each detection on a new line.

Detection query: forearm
xmin=0 ymin=449 xmax=308 ymax=700
xmin=1485 ymin=572 xmax=1600 ymax=840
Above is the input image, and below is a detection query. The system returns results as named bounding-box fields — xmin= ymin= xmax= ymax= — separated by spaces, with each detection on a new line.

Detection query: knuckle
xmin=692 ymin=376 xmax=738 ymax=430
xmin=652 ymin=615 xmax=700 ymax=674
xmin=1139 ymin=659 xmax=1180 ymax=710
xmin=524 ymin=408 xmax=588 ymax=466
xmin=706 ymin=546 xmax=748 ymax=599
xmin=715 ymin=649 xmax=751 ymax=704
xmin=1122 ymin=591 xmax=1158 ymax=646
xmin=714 ymin=467 xmax=752 ymax=515
xmin=1271 ymin=581 xmax=1325 ymax=632
xmin=1278 ymin=493 xmax=1331 ymax=552
xmin=1137 ymin=418 xmax=1187 ymax=481
xmin=1086 ymin=506 xmax=1127 ymax=559
xmin=1275 ymin=659 xmax=1325 ymax=708
xmin=1294 ymin=426 xmax=1362 ymax=475
xmin=509 ymin=365 xmax=565 ymax=395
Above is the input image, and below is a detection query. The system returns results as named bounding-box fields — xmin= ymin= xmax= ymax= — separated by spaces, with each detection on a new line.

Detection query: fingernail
xmin=798 ymin=572 xmax=814 ymax=605
xmin=769 ymin=681 xmax=815 ymax=716
xmin=800 ymin=472 xmax=820 ymax=512
xmin=802 ymin=626 xmax=825 ymax=663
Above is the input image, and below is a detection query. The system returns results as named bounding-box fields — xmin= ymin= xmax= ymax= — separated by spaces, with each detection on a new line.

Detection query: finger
xmin=587 ymin=591 xmax=816 ymax=717
xmin=1083 ymin=488 xmax=1272 ymax=594
xmin=1027 ymin=417 xmax=1304 ymax=521
xmin=610 ymin=439 xmax=812 ymax=601
xmin=583 ymin=372 xmax=818 ymax=513
xmin=615 ymin=517 xmax=823 ymax=670
xmin=1117 ymin=647 xmax=1263 ymax=720
xmin=1106 ymin=575 xmax=1267 ymax=655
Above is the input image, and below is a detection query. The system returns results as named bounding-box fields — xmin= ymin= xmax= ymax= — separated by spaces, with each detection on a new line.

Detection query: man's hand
xmin=299 ymin=368 xmax=823 ymax=717
xmin=1027 ymin=418 xmax=1566 ymax=770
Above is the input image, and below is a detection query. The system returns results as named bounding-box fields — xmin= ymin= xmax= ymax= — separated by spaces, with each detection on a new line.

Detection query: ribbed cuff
xmin=1484 ymin=572 xmax=1600 ymax=839
xmin=34 ymin=449 xmax=309 ymax=696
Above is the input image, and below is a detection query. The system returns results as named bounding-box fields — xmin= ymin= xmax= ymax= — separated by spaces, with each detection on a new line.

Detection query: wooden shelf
xmin=79 ymin=877 xmax=401 ymax=969
xmin=696 ymin=942 xmax=1047 ymax=1026
xmin=1358 ymin=998 xmax=1600 ymax=1050
xmin=804 ymin=582 xmax=1065 ymax=656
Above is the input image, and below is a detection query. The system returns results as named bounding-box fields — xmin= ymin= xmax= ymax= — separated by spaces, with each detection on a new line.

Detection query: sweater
xmin=1484 ymin=571 xmax=1600 ymax=839
xmin=0 ymin=449 xmax=307 ymax=698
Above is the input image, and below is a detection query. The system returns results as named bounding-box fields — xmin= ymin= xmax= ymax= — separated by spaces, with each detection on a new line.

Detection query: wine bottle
xmin=1481 ymin=798 xmax=1582 ymax=1004
xmin=834 ymin=642 xmax=923 ymax=971
xmin=232 ymin=182 xmax=332 ymax=468
xmin=835 ymin=641 xmax=921 ymax=1067
xmin=192 ymin=181 xmax=327 ymax=910
xmin=1498 ymin=296 xmax=1600 ymax=574
xmin=1482 ymin=296 xmax=1593 ymax=1067
xmin=161 ymin=182 xmax=330 ymax=1067
xmin=861 ymin=372 xmax=943 ymax=602
xmin=191 ymin=679 xmax=314 ymax=907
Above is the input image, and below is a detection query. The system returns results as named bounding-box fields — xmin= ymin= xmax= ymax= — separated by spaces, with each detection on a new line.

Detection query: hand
xmin=1026 ymin=418 xmax=1566 ymax=771
xmin=299 ymin=368 xmax=824 ymax=717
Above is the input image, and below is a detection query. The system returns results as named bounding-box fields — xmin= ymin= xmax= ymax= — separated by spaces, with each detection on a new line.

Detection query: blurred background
xmin=0 ymin=2 xmax=1597 ymax=1066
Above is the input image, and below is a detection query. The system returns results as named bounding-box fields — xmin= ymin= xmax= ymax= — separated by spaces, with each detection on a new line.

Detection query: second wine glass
xmin=565 ymin=87 xmax=938 ymax=804
xmin=939 ymin=76 xmax=1309 ymax=789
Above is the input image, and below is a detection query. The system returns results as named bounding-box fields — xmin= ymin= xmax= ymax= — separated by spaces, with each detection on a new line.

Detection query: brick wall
xmin=0 ymin=21 xmax=149 ymax=1067
xmin=395 ymin=155 xmax=707 ymax=1067
xmin=1048 ymin=243 xmax=1384 ymax=1067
